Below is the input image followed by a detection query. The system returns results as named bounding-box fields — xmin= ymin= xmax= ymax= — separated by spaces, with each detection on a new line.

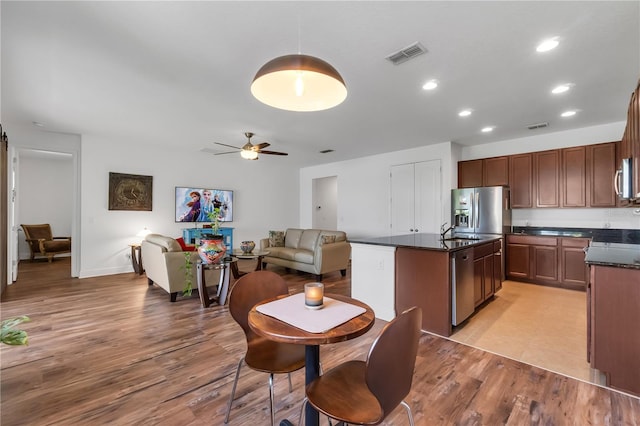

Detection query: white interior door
xmin=390 ymin=163 xmax=415 ymax=236
xmin=414 ymin=159 xmax=442 ymax=234
xmin=391 ymin=160 xmax=442 ymax=236
xmin=312 ymin=176 xmax=338 ymax=230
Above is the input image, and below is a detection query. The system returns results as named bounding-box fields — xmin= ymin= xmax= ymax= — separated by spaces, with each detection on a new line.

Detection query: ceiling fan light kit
xmin=251 ymin=54 xmax=347 ymax=112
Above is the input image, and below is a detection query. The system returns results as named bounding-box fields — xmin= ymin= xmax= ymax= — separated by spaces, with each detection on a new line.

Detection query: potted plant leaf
xmin=1 ymin=316 xmax=30 ymax=346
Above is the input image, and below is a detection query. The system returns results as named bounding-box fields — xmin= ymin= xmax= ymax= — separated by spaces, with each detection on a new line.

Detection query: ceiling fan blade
xmin=214 ymin=142 xmax=242 ymax=150
xmin=254 ymin=142 xmax=271 ymax=150
xmin=213 ymin=151 xmax=239 ymax=155
xmin=259 ymin=150 xmax=289 ymax=156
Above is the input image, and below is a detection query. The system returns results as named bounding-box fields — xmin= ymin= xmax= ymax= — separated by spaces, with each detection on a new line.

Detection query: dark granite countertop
xmin=349 ymin=233 xmax=500 ymax=252
xmin=585 ymin=242 xmax=640 ymax=270
xmin=511 ymin=226 xmax=640 ymax=244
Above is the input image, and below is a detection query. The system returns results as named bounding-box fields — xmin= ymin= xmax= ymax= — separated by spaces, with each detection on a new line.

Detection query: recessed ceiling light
xmin=536 ymin=37 xmax=559 ymax=52
xmin=551 ymin=84 xmax=572 ymax=94
xmin=458 ymin=109 xmax=472 ymax=117
xmin=481 ymin=126 xmax=494 ymax=133
xmin=422 ymin=80 xmax=438 ymax=90
xmin=561 ymin=110 xmax=577 ymax=117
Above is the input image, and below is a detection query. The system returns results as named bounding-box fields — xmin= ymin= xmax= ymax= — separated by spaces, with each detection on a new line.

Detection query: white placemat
xmin=256 ymin=293 xmax=367 ymax=333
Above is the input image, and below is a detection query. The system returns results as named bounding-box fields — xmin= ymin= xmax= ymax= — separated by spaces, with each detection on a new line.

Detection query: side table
xmin=129 ymin=243 xmax=143 ymax=275
xmin=230 ymin=249 xmax=270 ymax=278
xmin=196 ymin=257 xmax=236 ymax=307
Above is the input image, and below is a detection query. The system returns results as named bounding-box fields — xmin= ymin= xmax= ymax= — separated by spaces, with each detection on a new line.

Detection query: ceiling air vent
xmin=527 ymin=122 xmax=549 ymax=130
xmin=385 ymin=42 xmax=427 ymax=65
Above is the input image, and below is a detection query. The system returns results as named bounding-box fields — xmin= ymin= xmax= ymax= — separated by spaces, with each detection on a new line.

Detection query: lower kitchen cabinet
xmin=589 ymin=265 xmax=640 ymax=397
xmin=560 ymin=238 xmax=590 ymax=287
xmin=506 ymin=235 xmax=588 ymax=290
xmin=473 ymin=242 xmax=501 ymax=307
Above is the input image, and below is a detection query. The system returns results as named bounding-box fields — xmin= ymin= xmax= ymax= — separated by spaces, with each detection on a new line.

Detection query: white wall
xmin=79 ymin=134 xmax=300 ymax=277
xmin=459 ymin=121 xmax=640 ymax=230
xmin=300 ymin=142 xmax=454 ymax=239
xmin=17 ymin=152 xmax=73 ymax=259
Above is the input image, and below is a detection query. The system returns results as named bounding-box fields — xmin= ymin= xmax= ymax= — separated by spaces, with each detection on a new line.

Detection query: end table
xmin=196 ymin=257 xmax=237 ymax=307
xmin=129 ymin=243 xmax=143 ymax=275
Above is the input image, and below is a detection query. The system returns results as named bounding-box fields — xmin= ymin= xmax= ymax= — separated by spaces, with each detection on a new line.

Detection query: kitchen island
xmin=349 ymin=233 xmax=501 ymax=337
xmin=585 ymin=237 xmax=640 ymax=397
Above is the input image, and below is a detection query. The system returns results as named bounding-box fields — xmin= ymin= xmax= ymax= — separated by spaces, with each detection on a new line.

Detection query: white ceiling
xmin=2 ymin=1 xmax=639 ymax=167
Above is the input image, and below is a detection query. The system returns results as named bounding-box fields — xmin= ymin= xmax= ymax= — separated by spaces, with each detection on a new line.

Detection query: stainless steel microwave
xmin=615 ymin=158 xmax=633 ymax=199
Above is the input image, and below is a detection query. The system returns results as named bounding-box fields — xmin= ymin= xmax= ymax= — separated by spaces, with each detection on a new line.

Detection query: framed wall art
xmin=108 ymin=172 xmax=153 ymax=211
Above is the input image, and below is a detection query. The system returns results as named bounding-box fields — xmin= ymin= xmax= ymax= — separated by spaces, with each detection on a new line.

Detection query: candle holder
xmin=304 ymin=282 xmax=324 ymax=310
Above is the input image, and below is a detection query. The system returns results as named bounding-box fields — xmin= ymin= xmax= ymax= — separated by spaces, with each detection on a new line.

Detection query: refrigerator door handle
xmin=475 ymin=191 xmax=480 ymax=229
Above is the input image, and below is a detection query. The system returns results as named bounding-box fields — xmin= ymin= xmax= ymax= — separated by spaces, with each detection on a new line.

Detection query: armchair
xmin=141 ymin=234 xmax=221 ymax=302
xmin=21 ymin=224 xmax=71 ymax=262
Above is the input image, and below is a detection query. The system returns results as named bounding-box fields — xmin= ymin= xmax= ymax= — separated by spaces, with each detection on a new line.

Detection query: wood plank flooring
xmin=2 ymin=258 xmax=639 ymax=425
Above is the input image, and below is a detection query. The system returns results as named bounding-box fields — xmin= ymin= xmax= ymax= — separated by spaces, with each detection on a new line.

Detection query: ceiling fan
xmin=213 ymin=132 xmax=288 ymax=160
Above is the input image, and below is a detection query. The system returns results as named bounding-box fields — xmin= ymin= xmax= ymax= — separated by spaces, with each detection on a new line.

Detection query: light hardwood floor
xmin=2 ymin=258 xmax=639 ymax=425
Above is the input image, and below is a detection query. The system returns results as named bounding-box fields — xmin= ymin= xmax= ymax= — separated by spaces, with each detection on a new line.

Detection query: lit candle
xmin=304 ymin=282 xmax=324 ymax=308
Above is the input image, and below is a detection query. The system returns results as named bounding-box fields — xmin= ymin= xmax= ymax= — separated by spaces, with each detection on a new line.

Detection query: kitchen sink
xmin=441 ymin=237 xmax=480 ymax=242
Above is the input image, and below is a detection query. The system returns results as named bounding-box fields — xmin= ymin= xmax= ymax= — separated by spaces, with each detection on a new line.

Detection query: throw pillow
xmin=269 ymin=230 xmax=285 ymax=247
xmin=176 ymin=237 xmax=196 ymax=252
xmin=321 ymin=235 xmax=336 ymax=245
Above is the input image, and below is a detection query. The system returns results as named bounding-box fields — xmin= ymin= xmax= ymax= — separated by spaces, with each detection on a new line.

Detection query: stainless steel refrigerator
xmin=451 ymin=186 xmax=511 ymax=237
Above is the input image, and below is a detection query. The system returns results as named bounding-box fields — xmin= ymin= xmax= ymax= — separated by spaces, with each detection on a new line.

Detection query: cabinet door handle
xmin=614 ymin=169 xmax=621 ymax=196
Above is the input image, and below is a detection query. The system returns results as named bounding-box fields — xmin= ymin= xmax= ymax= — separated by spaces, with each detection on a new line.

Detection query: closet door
xmin=414 ymin=160 xmax=441 ymax=234
xmin=390 ymin=163 xmax=415 ymax=236
xmin=390 ymin=160 xmax=441 ymax=236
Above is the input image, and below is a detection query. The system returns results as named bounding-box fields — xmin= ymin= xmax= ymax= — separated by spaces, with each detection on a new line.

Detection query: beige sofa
xmin=142 ymin=234 xmax=220 ymax=302
xmin=259 ymin=228 xmax=350 ymax=281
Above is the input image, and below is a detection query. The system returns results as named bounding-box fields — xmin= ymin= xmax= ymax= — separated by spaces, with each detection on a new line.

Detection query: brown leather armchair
xmin=21 ymin=224 xmax=71 ymax=262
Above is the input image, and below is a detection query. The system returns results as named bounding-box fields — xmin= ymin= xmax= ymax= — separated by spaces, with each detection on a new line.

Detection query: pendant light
xmin=251 ymin=54 xmax=347 ymax=112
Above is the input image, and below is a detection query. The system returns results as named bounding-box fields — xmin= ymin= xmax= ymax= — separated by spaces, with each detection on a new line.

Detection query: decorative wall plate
xmin=108 ymin=172 xmax=153 ymax=211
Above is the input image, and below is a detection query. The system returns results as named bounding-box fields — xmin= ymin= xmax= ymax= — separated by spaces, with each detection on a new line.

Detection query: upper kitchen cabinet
xmin=562 ymin=146 xmax=587 ymax=207
xmin=588 ymin=142 xmax=618 ymax=207
xmin=535 ymin=150 xmax=561 ymax=208
xmin=509 ymin=153 xmax=534 ymax=208
xmin=619 ymin=79 xmax=640 ymax=203
xmin=458 ymin=159 xmax=483 ymax=188
xmin=458 ymin=156 xmax=509 ymax=188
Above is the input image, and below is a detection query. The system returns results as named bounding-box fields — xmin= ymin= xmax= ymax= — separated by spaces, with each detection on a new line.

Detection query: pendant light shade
xmin=251 ymin=54 xmax=347 ymax=112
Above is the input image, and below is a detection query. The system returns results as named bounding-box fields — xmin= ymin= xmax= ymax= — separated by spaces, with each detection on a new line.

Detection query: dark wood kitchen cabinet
xmin=458 ymin=159 xmax=483 ymax=188
xmin=509 ymin=153 xmax=533 ymax=208
xmin=460 ymin=141 xmax=618 ymax=208
xmin=560 ymin=237 xmax=589 ymax=288
xmin=562 ymin=146 xmax=587 ymax=207
xmin=589 ymin=265 xmax=640 ymax=397
xmin=619 ymin=78 xmax=640 ymax=204
xmin=483 ymin=156 xmax=509 ymax=187
xmin=587 ymin=142 xmax=618 ymax=207
xmin=507 ymin=235 xmax=556 ymax=282
xmin=535 ymin=149 xmax=560 ymax=208
xmin=458 ymin=156 xmax=509 ymax=188
xmin=473 ymin=242 xmax=496 ymax=307
xmin=493 ymin=239 xmax=503 ymax=292
xmin=507 ymin=234 xmax=588 ymax=290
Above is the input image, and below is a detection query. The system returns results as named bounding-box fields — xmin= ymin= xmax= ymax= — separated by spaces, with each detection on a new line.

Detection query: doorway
xmin=312 ymin=176 xmax=337 ymax=230
xmin=13 ymin=149 xmax=74 ymax=278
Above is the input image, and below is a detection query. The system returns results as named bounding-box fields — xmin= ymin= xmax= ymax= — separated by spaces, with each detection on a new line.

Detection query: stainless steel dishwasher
xmin=451 ymin=247 xmax=475 ymax=326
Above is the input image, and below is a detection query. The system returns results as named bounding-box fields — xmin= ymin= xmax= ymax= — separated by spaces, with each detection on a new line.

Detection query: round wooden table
xmin=248 ymin=294 xmax=375 ymax=426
